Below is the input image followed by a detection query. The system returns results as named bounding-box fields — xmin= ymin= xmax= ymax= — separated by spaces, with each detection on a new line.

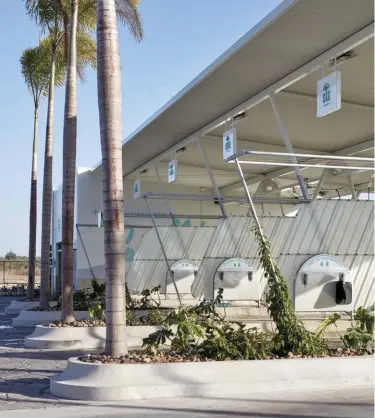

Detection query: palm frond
xmin=24 ymin=0 xmax=64 ymax=34
xmin=75 ymin=30 xmax=97 ymax=82
xmin=115 ymin=0 xmax=144 ymax=42
xmin=21 ymin=40 xmax=54 ymax=104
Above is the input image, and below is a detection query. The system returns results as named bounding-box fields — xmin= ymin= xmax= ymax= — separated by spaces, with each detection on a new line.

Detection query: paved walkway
xmin=0 ymin=296 xmax=373 ymax=416
xmin=0 ymin=296 xmax=88 ymax=411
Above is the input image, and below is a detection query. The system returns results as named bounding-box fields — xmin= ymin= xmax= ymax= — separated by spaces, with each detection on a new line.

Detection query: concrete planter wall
xmin=5 ymin=300 xmax=57 ymax=315
xmin=25 ymin=325 xmax=161 ymax=350
xmin=12 ymin=310 xmax=90 ymax=327
xmin=50 ymin=356 xmax=374 ymax=402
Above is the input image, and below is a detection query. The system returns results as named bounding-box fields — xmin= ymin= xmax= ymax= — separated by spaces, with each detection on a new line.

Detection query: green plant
xmin=200 ymin=323 xmax=275 ymax=360
xmin=143 ymin=289 xmax=225 ymax=353
xmin=140 ymin=309 xmax=167 ymax=326
xmin=138 ymin=285 xmax=161 ymax=309
xmin=316 ymin=307 xmax=374 ymax=353
xmin=254 ymin=227 xmax=328 ymax=356
xmin=89 ymin=304 xmax=105 ymax=321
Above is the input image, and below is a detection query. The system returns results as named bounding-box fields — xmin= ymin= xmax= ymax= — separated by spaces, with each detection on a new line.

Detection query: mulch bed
xmin=48 ymin=319 xmax=105 ymax=327
xmin=78 ymin=347 xmax=371 ymax=365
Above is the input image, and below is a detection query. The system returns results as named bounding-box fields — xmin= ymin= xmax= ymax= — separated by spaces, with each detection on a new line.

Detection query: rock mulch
xmin=48 ymin=319 xmax=105 ymax=327
xmin=78 ymin=347 xmax=371 ymax=365
xmin=79 ymin=351 xmax=211 ymax=364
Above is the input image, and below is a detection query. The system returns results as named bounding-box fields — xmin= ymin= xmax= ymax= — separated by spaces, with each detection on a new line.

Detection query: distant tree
xmin=5 ymin=251 xmax=17 ymax=260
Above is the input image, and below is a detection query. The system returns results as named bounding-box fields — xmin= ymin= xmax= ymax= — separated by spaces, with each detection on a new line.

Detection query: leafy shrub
xmin=316 ymin=306 xmax=374 ymax=353
xmin=143 ymin=289 xmax=277 ymax=360
xmin=140 ymin=309 xmax=167 ymax=326
xmin=89 ymin=304 xmax=105 ymax=321
xmin=200 ymin=323 xmax=275 ymax=360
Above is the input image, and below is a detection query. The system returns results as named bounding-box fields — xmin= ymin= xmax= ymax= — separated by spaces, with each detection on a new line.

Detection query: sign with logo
xmin=133 ymin=179 xmax=141 ymax=199
xmin=223 ymin=127 xmax=237 ymax=160
xmin=317 ymin=70 xmax=341 ymax=117
xmin=168 ymin=160 xmax=178 ymax=183
xmin=299 ymin=254 xmax=348 ymax=273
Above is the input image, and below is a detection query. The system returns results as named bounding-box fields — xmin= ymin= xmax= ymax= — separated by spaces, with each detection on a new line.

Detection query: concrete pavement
xmin=1 ymin=387 xmax=374 ymax=417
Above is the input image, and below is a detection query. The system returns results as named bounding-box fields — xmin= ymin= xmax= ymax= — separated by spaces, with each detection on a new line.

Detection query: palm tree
xmin=24 ymin=0 xmax=96 ymax=309
xmin=60 ymin=0 xmax=99 ymax=323
xmin=61 ymin=0 xmax=79 ymax=323
xmin=20 ymin=40 xmax=56 ymax=300
xmin=97 ymin=0 xmax=143 ymax=356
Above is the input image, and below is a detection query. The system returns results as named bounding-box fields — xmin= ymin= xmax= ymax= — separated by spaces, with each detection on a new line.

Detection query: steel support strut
xmin=234 ymin=157 xmax=277 ymax=280
xmin=144 ymin=198 xmax=182 ymax=305
xmin=153 ymin=163 xmax=177 ymax=225
xmin=196 ymin=139 xmax=227 ymax=218
xmin=269 ymin=94 xmax=309 ymax=200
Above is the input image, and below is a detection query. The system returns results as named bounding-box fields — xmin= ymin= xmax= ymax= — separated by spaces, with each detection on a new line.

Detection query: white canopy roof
xmin=92 ymin=0 xmax=374 ymax=198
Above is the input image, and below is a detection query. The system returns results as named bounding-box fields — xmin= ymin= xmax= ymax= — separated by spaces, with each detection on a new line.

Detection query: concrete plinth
xmin=5 ymin=300 xmax=57 ymax=315
xmin=25 ymin=325 xmax=161 ymax=349
xmin=50 ymin=356 xmax=374 ymax=402
xmin=12 ymin=310 xmax=90 ymax=327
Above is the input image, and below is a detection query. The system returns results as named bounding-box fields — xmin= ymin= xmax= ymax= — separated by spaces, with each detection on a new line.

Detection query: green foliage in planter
xmin=316 ymin=306 xmax=374 ymax=353
xmin=126 ymin=284 xmax=162 ymax=309
xmin=143 ymin=289 xmax=275 ymax=360
xmin=200 ymin=323 xmax=275 ymax=360
xmin=254 ymin=227 xmax=328 ymax=356
xmin=89 ymin=303 xmax=105 ymax=321
xmin=140 ymin=309 xmax=167 ymax=325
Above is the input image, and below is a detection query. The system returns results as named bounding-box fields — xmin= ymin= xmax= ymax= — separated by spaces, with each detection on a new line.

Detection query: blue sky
xmin=0 ymin=0 xmax=282 ymax=256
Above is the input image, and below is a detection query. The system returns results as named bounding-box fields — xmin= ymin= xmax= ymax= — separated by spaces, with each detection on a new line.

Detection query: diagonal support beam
xmin=220 ymin=139 xmax=374 ymax=193
xmin=196 ymin=139 xmax=227 ymax=217
xmin=269 ymin=94 xmax=309 ymax=200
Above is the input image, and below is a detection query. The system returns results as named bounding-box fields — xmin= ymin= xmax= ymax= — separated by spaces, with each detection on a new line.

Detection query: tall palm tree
xmin=20 ymin=40 xmax=58 ymax=300
xmin=24 ymin=0 xmax=96 ymax=309
xmin=97 ymin=0 xmax=142 ymax=356
xmin=60 ymin=0 xmax=98 ymax=323
xmin=61 ymin=0 xmax=142 ymax=325
xmin=61 ymin=0 xmax=79 ymax=323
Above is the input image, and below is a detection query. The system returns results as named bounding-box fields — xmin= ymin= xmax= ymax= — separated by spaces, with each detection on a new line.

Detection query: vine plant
xmin=253 ymin=227 xmax=327 ymax=356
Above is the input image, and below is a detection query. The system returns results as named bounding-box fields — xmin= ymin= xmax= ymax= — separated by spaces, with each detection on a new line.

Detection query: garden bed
xmin=5 ymin=300 xmax=57 ymax=315
xmin=78 ymin=347 xmax=369 ymax=364
xmin=12 ymin=310 xmax=90 ymax=327
xmin=49 ymin=355 xmax=374 ymax=401
xmin=24 ymin=324 xmax=161 ymax=349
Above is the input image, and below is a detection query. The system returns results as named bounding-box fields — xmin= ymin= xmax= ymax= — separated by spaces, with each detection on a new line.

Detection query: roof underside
xmin=93 ymin=0 xmax=374 ymax=199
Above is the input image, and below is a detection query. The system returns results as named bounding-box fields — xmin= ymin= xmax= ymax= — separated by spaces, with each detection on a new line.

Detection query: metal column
xmin=196 ymin=139 xmax=227 ymax=218
xmin=269 ymin=94 xmax=309 ymax=200
xmin=144 ymin=198 xmax=182 ymax=305
xmin=234 ymin=158 xmax=277 ymax=280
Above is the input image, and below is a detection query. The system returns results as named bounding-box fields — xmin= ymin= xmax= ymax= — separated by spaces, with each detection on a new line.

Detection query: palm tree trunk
xmin=61 ymin=0 xmax=78 ymax=323
xmin=27 ymin=106 xmax=39 ymax=300
xmin=97 ymin=0 xmax=126 ymax=356
xmin=39 ymin=47 xmax=57 ymax=310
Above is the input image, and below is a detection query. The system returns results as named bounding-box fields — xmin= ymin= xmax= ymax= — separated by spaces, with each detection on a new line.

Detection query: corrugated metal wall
xmin=127 ymin=200 xmax=374 ymax=309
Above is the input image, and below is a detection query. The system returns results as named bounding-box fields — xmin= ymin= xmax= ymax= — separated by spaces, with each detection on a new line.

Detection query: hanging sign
xmin=223 ymin=127 xmax=237 ymax=160
xmin=133 ymin=179 xmax=141 ymax=199
xmin=97 ymin=212 xmax=103 ymax=227
xmin=317 ymin=70 xmax=341 ymax=118
xmin=168 ymin=160 xmax=178 ymax=183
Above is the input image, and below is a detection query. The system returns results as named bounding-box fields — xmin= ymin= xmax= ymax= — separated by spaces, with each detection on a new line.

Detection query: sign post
xmin=317 ymin=70 xmax=341 ymax=117
xmin=133 ymin=179 xmax=141 ymax=199
xmin=223 ymin=127 xmax=237 ymax=160
xmin=168 ymin=160 xmax=178 ymax=183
